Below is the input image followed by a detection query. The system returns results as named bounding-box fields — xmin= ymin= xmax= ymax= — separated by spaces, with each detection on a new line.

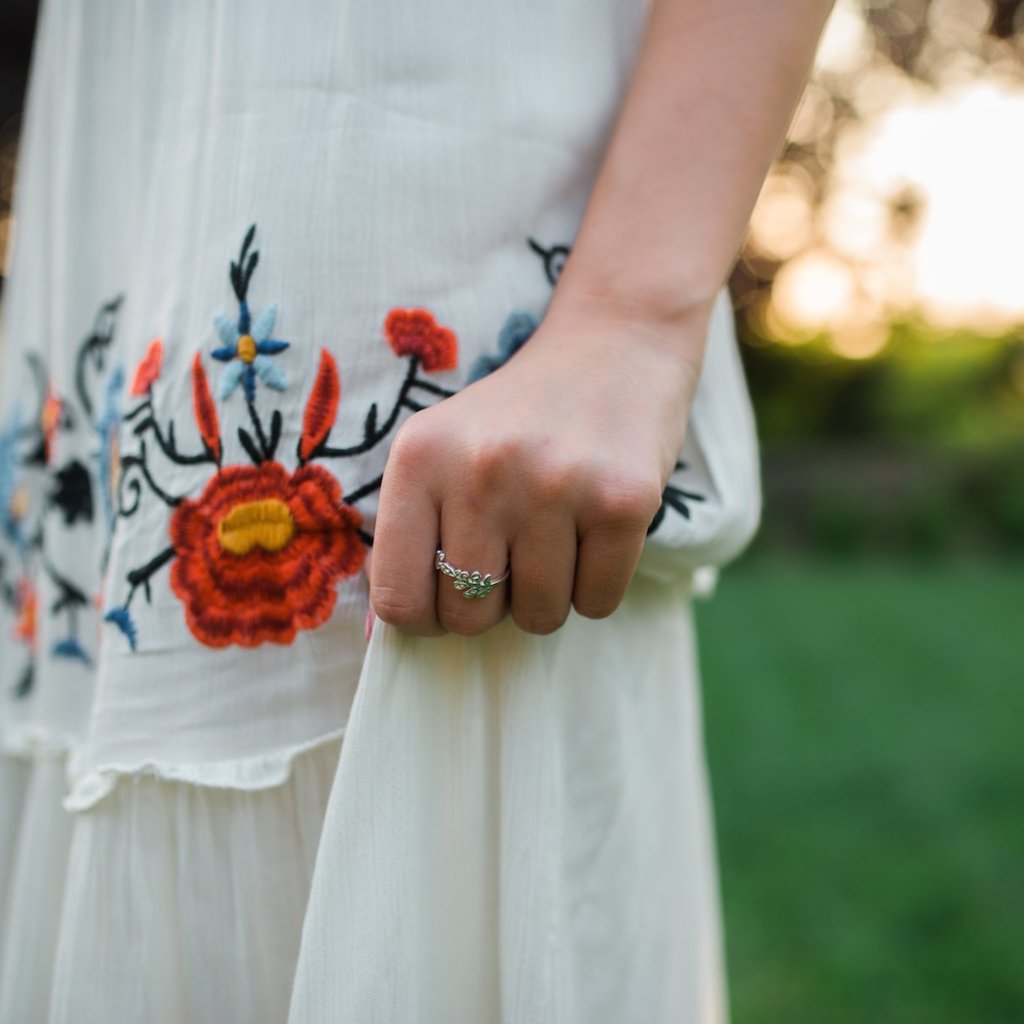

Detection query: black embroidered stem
xmin=124 ymin=545 xmax=176 ymax=608
xmin=74 ymin=296 xmax=123 ymax=419
xmin=0 ymin=556 xmax=15 ymax=607
xmin=24 ymin=351 xmax=48 ymax=422
xmin=237 ymin=428 xmax=263 ymax=465
xmin=121 ymin=444 xmax=184 ymax=507
xmin=527 ymin=238 xmax=570 ymax=286
xmin=315 ymin=356 xmax=421 ymax=460
xmin=268 ymin=409 xmax=283 ymax=460
xmin=244 ymin=394 xmax=270 ymax=461
xmin=646 ymin=462 xmax=706 ymax=535
xmin=344 ymin=473 xmax=384 ymax=506
xmin=663 ymin=485 xmax=705 ymax=519
xmin=124 ymin=399 xmax=151 ymax=422
xmin=118 ymin=476 xmax=143 ymax=517
xmin=407 ymin=379 xmax=455 ymax=399
xmin=230 ymin=225 xmax=259 ymax=306
xmin=134 ymin=414 xmax=215 ymax=466
xmin=14 ymin=663 xmax=33 ymax=700
xmin=43 ymin=559 xmax=89 ymax=612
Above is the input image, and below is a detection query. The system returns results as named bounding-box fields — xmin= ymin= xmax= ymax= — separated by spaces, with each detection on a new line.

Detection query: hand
xmin=369 ymin=302 xmax=706 ymax=637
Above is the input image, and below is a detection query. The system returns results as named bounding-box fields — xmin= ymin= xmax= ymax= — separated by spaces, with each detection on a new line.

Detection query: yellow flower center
xmin=216 ymin=498 xmax=296 ymax=555
xmin=236 ymin=334 xmax=257 ymax=363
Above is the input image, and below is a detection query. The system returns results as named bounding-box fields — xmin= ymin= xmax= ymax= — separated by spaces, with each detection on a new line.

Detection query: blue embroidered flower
xmin=466 ymin=311 xmax=540 ymax=384
xmin=0 ymin=408 xmax=28 ymax=550
xmin=103 ymin=606 xmax=138 ymax=651
xmin=211 ymin=301 xmax=290 ymax=402
xmin=51 ymin=635 xmax=92 ymax=665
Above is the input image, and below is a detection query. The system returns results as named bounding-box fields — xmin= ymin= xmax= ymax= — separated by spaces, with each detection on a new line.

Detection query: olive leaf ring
xmin=434 ymin=549 xmax=510 ymax=600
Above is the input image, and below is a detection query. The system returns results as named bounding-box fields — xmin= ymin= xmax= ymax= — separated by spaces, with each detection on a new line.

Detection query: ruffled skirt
xmin=0 ymin=740 xmax=341 ymax=1024
xmin=0 ymin=576 xmax=728 ymax=1024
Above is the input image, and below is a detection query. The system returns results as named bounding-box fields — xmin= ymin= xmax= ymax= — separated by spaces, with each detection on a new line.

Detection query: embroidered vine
xmin=103 ymin=225 xmax=459 ymax=651
xmin=0 ymin=400 xmax=42 ymax=698
xmin=473 ymin=237 xmax=706 ymax=529
xmin=5 ymin=226 xmax=704 ymax=668
xmin=0 ymin=296 xmax=124 ymax=690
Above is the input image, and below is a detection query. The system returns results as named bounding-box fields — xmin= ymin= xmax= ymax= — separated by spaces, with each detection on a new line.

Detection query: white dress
xmin=0 ymin=0 xmax=761 ymax=1020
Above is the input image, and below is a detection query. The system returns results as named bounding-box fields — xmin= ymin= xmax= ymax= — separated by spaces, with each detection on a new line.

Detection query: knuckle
xmin=512 ymin=607 xmax=568 ymax=636
xmin=528 ymin=464 xmax=573 ymax=508
xmin=573 ymin=593 xmax=621 ymax=620
xmin=438 ymin=606 xmax=494 ymax=637
xmin=465 ymin=435 xmax=528 ymax=487
xmin=588 ymin=475 xmax=663 ymax=530
xmin=370 ymin=586 xmax=427 ymax=628
xmin=388 ymin=417 xmax=436 ymax=475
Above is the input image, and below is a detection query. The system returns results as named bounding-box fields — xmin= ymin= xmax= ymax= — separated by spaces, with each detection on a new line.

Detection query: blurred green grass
xmin=697 ymin=561 xmax=1024 ymax=1024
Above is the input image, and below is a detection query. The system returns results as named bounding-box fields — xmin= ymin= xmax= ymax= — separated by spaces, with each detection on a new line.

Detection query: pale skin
xmin=371 ymin=0 xmax=836 ymax=638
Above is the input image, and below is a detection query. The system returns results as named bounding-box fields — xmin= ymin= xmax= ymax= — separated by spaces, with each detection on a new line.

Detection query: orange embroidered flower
xmin=40 ymin=389 xmax=62 ymax=464
xmin=384 ymin=308 xmax=458 ymax=371
xmin=168 ymin=462 xmax=364 ymax=648
xmin=13 ymin=577 xmax=37 ymax=647
xmin=130 ymin=338 xmax=164 ymax=395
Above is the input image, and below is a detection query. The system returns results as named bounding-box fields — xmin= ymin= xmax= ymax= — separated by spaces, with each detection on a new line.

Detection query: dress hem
xmin=62 ymin=727 xmax=347 ymax=812
xmin=0 ymin=725 xmax=79 ymax=762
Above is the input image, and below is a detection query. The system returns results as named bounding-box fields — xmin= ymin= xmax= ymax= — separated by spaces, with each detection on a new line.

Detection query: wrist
xmin=541 ymin=275 xmax=712 ymax=381
xmin=548 ymin=244 xmax=717 ymax=331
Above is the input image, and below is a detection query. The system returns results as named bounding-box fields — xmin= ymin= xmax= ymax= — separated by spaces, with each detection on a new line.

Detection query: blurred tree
xmin=732 ymin=0 xmax=1024 ymax=447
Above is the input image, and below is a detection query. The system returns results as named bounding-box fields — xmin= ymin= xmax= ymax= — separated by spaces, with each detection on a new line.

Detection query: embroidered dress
xmin=0 ymin=0 xmax=760 ymax=1021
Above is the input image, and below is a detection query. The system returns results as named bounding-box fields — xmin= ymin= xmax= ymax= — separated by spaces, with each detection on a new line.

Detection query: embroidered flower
xmin=212 ymin=302 xmax=290 ymax=401
xmin=51 ymin=636 xmax=91 ymax=665
xmin=168 ymin=461 xmax=364 ymax=648
xmin=50 ymin=460 xmax=94 ymax=526
xmin=384 ymin=308 xmax=458 ymax=371
xmin=105 ymin=226 xmax=461 ymax=654
xmin=0 ymin=414 xmax=24 ymax=546
xmin=13 ymin=577 xmax=36 ymax=647
xmin=467 ymin=310 xmax=539 ymax=383
xmin=103 ymin=605 xmax=138 ymax=651
xmin=298 ymin=351 xmax=341 ymax=462
xmin=130 ymin=338 xmax=164 ymax=396
xmin=40 ymin=387 xmax=62 ymax=464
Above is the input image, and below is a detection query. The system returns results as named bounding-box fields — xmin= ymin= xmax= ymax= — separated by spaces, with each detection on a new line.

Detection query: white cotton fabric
xmin=47 ymin=738 xmax=341 ymax=1024
xmin=0 ymin=755 xmax=74 ymax=1024
xmin=290 ymin=576 xmax=729 ymax=1024
xmin=0 ymin=0 xmax=758 ymax=799
xmin=0 ymin=0 xmax=761 ymax=1019
xmin=0 ymin=755 xmax=31 ymax=973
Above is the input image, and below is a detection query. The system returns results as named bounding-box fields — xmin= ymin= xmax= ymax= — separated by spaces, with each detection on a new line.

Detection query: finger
xmin=509 ymin=514 xmax=577 ymax=635
xmin=435 ymin=505 xmax=510 ymax=637
xmin=572 ymin=523 xmax=646 ymax=620
xmin=370 ymin=431 xmax=445 ymax=636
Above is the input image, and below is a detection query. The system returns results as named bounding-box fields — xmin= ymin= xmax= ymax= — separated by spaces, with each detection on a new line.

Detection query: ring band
xmin=435 ymin=549 xmax=509 ymax=599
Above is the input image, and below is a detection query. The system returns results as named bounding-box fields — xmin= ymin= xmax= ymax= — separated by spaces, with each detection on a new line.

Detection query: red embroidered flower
xmin=384 ymin=308 xmax=458 ymax=371
xmin=13 ymin=577 xmax=36 ymax=647
xmin=130 ymin=338 xmax=164 ymax=395
xmin=168 ymin=462 xmax=364 ymax=648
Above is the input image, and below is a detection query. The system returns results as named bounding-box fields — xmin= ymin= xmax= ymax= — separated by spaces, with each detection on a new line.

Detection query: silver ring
xmin=435 ymin=549 xmax=509 ymax=599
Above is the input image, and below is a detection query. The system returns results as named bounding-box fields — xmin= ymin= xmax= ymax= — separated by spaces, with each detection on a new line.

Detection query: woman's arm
xmin=371 ymin=0 xmax=834 ymax=637
xmin=552 ymin=0 xmax=834 ymax=335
